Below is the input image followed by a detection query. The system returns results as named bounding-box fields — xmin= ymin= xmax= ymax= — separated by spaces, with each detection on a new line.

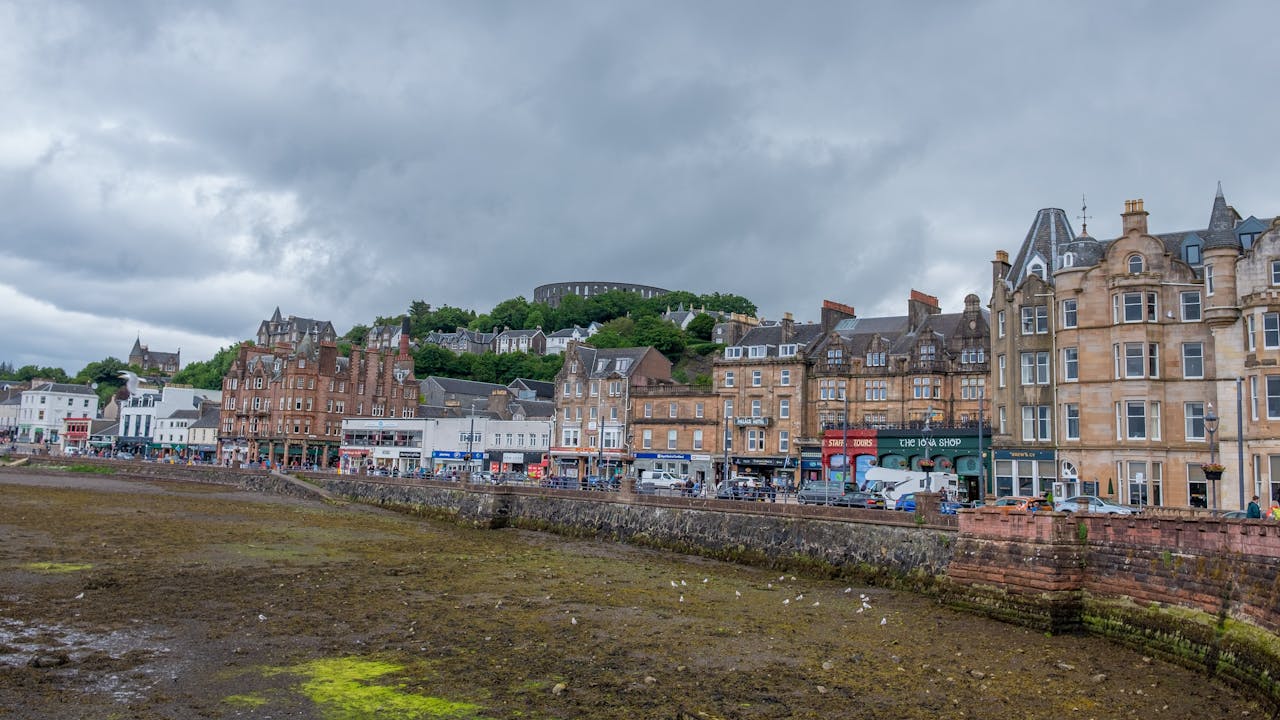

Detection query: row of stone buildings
xmin=210 ymin=187 xmax=1278 ymax=510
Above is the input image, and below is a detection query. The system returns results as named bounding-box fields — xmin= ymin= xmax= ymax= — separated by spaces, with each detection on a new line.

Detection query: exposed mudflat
xmin=0 ymin=469 xmax=1261 ymax=719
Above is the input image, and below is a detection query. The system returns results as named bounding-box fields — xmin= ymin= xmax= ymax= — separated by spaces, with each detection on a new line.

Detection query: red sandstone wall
xmin=954 ymin=510 xmax=1280 ymax=633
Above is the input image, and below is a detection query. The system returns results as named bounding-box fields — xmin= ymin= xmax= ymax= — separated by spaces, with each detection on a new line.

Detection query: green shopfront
xmin=822 ymin=428 xmax=988 ymax=501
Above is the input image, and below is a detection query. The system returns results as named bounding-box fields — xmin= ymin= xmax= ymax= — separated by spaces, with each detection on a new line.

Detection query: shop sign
xmin=822 ymin=436 xmax=876 ymax=449
xmin=502 ymin=452 xmax=524 ymax=464
xmin=882 ymin=435 xmax=978 ymax=452
xmin=734 ymin=417 xmax=771 ymax=427
xmin=398 ymin=451 xmax=421 ymax=459
xmin=432 ymin=450 xmax=489 ymax=460
xmin=635 ymin=452 xmax=691 ymax=461
xmin=732 ymin=456 xmax=787 ymax=467
xmin=994 ymin=449 xmax=1055 ymax=460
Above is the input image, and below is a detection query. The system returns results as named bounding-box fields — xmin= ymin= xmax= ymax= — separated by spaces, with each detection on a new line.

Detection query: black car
xmin=831 ymin=491 xmax=885 ymax=509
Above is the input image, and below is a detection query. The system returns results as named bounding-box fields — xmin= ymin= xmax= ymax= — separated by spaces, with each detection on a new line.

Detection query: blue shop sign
xmin=433 ymin=450 xmax=489 ymax=460
xmin=634 ymin=452 xmax=691 ymax=461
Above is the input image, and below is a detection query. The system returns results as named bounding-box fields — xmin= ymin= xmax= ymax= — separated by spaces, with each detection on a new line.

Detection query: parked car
xmin=1054 ymin=495 xmax=1138 ymax=515
xmin=833 ymin=491 xmax=885 ymax=509
xmin=639 ymin=470 xmax=688 ymax=492
xmin=797 ymin=481 xmax=847 ymax=505
xmin=988 ymin=496 xmax=1038 ymax=513
xmin=894 ymin=493 xmax=962 ymax=514
xmin=1217 ymin=510 xmax=1248 ymax=519
xmin=114 ymin=451 xmax=135 ymax=460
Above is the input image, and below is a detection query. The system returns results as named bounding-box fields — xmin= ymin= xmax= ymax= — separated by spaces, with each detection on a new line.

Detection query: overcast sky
xmin=2 ymin=1 xmax=1277 ymax=374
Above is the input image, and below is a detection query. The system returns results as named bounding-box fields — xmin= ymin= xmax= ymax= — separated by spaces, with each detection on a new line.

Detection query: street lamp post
xmin=976 ymin=389 xmax=985 ymax=501
xmin=466 ymin=400 xmax=481 ymax=481
xmin=1205 ymin=403 xmax=1220 ymax=510
xmin=921 ymin=406 xmax=933 ymax=492
xmin=722 ymin=415 xmax=733 ymax=497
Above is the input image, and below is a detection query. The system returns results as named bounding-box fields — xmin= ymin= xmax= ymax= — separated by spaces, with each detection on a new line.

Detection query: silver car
xmin=1054 ymin=495 xmax=1138 ymax=515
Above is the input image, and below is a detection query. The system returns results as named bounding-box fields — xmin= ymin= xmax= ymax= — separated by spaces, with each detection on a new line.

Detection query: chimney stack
xmin=1121 ymin=199 xmax=1149 ymax=235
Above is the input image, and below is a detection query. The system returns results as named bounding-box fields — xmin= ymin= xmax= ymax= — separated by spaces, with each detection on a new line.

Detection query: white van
xmin=864 ymin=466 xmax=960 ymax=505
xmin=639 ymin=470 xmax=688 ymax=491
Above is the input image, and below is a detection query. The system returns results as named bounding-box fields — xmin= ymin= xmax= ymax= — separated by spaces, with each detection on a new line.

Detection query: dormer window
xmin=1241 ymin=232 xmax=1259 ymax=250
xmin=724 ymin=347 xmax=743 ymax=359
xmin=1028 ymin=258 xmax=1046 ymax=280
xmin=778 ymin=344 xmax=797 ymax=358
xmin=1185 ymin=242 xmax=1202 ymax=265
xmin=616 ymin=358 xmax=631 ymax=373
xmin=1128 ymin=254 xmax=1145 ymax=274
xmin=748 ymin=345 xmax=767 ymax=358
xmin=596 ymin=360 xmax=608 ymax=372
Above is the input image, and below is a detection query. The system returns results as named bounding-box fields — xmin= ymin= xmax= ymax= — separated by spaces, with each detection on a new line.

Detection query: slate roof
xmin=730 ymin=321 xmax=825 ymax=356
xmin=575 ymin=346 xmax=652 ymax=378
xmin=1008 ymin=208 xmax=1075 ymax=289
xmin=1010 ymin=188 xmax=1274 ymax=285
xmin=508 ymin=399 xmax=555 ymax=419
xmin=189 ymin=408 xmax=221 ymax=429
xmin=27 ymin=382 xmax=97 ymax=396
xmin=165 ymin=409 xmax=202 ymax=421
xmin=508 ymin=378 xmax=555 ymax=399
xmin=421 ymin=376 xmax=506 ymax=396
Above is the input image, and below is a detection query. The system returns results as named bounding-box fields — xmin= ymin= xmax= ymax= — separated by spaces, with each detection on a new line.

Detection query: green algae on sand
xmin=22 ymin=561 xmax=93 ymax=573
xmin=235 ymin=656 xmax=497 ymax=719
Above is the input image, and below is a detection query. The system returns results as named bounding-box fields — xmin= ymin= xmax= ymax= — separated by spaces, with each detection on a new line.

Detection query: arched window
xmin=1128 ymin=254 xmax=1145 ymax=274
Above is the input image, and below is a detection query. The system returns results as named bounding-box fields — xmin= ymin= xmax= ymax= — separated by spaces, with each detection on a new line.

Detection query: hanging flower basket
xmin=939 ymin=458 xmax=953 ymax=470
xmin=918 ymin=459 xmax=936 ymax=471
xmin=1202 ymin=463 xmax=1225 ymax=479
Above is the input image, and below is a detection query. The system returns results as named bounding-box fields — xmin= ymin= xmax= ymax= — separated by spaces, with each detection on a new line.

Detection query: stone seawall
xmin=311 ymin=476 xmax=957 ymax=586
xmin=951 ymin=510 xmax=1280 ymax=707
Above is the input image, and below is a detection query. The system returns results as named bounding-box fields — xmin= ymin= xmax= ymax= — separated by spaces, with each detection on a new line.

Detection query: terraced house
xmin=219 ymin=320 xmax=418 ymax=468
xmin=713 ymin=310 xmax=826 ymax=486
xmin=550 ymin=342 xmax=671 ymax=481
xmin=990 ymin=187 xmax=1277 ymax=509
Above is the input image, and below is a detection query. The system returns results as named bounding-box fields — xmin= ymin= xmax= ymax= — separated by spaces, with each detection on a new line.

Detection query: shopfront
xmin=821 ymin=429 xmax=877 ymax=488
xmin=433 ymin=449 xmax=488 ymax=476
xmin=731 ymin=455 xmax=793 ymax=486
xmin=798 ymin=447 xmax=824 ymax=485
xmin=992 ymin=449 xmax=1056 ymax=499
xmin=634 ymin=452 xmax=715 ymax=487
xmin=872 ymin=429 xmax=985 ymax=501
xmin=494 ymin=451 xmax=545 ymax=476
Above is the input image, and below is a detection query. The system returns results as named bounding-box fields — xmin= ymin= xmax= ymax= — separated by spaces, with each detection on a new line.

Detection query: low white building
xmin=544 ymin=323 xmax=601 ymax=355
xmin=17 ymin=383 xmax=99 ymax=444
xmin=117 ymin=386 xmax=222 ymax=457
xmin=339 ymin=416 xmax=551 ymax=477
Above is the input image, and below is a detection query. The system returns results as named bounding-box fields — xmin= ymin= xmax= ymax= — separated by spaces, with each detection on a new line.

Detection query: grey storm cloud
xmin=1 ymin=0 xmax=1278 ymax=372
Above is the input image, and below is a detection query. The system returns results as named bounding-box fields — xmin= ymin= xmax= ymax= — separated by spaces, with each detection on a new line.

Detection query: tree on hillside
xmin=7 ymin=365 xmax=70 ymax=383
xmin=686 ymin=313 xmax=716 ymax=341
xmin=586 ymin=290 xmax=646 ymax=324
xmin=413 ymin=344 xmax=470 ymax=378
xmin=632 ymin=316 xmax=687 ymax=360
xmin=641 ymin=290 xmax=699 ymax=316
xmin=168 ymin=345 xmax=241 ymax=390
xmin=343 ymin=324 xmax=370 ymax=346
xmin=550 ymin=294 xmax=591 ymax=331
xmin=698 ymin=292 xmax=756 ymax=316
xmin=73 ymin=357 xmax=130 ymax=406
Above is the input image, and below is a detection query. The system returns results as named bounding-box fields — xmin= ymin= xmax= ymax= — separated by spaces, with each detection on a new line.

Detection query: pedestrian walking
xmin=1247 ymin=495 xmax=1262 ymax=519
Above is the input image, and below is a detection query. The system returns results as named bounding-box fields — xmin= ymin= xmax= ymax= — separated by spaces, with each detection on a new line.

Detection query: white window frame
xmin=1180 ymin=291 xmax=1201 ymax=322
xmin=1064 ymin=404 xmax=1080 ymax=440
xmin=723 ymin=371 xmax=735 ymax=388
xmin=1063 ymin=347 xmax=1078 ymax=382
xmin=1061 ymin=299 xmax=1077 ymax=329
xmin=1184 ymin=401 xmax=1205 ymax=441
xmin=1182 ymin=343 xmax=1204 ymax=379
